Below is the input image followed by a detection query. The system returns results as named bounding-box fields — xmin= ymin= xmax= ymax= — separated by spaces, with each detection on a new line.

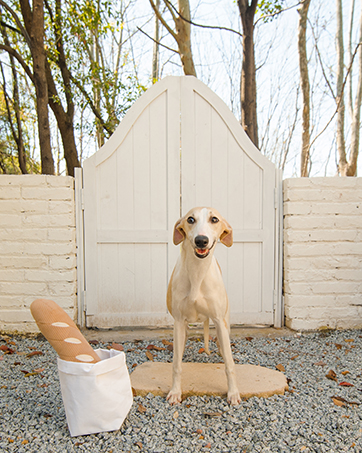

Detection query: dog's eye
xmin=211 ymin=216 xmax=219 ymax=223
xmin=187 ymin=216 xmax=195 ymax=224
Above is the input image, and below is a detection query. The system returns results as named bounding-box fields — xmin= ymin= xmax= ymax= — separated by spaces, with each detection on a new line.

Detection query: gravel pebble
xmin=1 ymin=329 xmax=362 ymax=452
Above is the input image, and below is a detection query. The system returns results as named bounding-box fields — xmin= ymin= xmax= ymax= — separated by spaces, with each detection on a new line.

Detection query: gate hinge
xmin=81 ymin=188 xmax=85 ymax=210
xmin=274 ymin=187 xmax=279 ymax=209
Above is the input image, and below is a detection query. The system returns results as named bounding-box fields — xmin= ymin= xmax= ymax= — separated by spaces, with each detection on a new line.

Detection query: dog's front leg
xmin=214 ymin=319 xmax=241 ymax=405
xmin=167 ymin=319 xmax=187 ymax=405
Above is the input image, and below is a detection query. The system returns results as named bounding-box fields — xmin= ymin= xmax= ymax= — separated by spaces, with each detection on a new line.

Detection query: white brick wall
xmin=0 ymin=175 xmax=76 ymax=333
xmin=284 ymin=178 xmax=362 ymax=330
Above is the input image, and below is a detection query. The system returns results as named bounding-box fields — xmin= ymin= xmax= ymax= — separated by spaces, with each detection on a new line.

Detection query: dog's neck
xmin=180 ymin=240 xmax=215 ymax=299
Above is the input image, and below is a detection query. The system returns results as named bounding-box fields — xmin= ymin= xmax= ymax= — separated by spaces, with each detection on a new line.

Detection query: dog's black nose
xmin=195 ymin=235 xmax=209 ymax=248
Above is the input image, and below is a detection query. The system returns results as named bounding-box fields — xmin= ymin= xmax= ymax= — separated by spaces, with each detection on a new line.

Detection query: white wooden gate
xmin=75 ymin=76 xmax=283 ymax=329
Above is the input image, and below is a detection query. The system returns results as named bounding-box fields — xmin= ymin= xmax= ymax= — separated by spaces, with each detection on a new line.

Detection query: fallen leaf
xmin=167 ymin=344 xmax=173 ymax=351
xmin=162 ymin=340 xmax=173 ymax=346
xmin=89 ymin=340 xmax=99 ymax=345
xmin=24 ymin=372 xmax=40 ymax=377
xmin=198 ymin=348 xmax=205 ymax=354
xmin=276 ymin=364 xmax=285 ymax=372
xmin=0 ymin=345 xmax=14 ymax=354
xmin=290 ymin=355 xmax=299 ymax=360
xmin=332 ymin=397 xmax=346 ymax=407
xmin=26 ymin=351 xmax=43 ymax=358
xmin=132 ymin=363 xmax=137 ymax=368
xmin=196 ymin=429 xmax=203 ymax=434
xmin=21 ymin=440 xmax=28 ymax=445
xmin=339 ymin=382 xmax=354 ymax=387
xmin=341 ymin=371 xmax=350 ymax=376
xmin=344 ymin=339 xmax=354 ymax=343
xmin=314 ymin=361 xmax=326 ymax=366
xmin=134 ymin=442 xmax=143 ymax=450
xmin=331 ymin=396 xmax=360 ymax=406
xmin=334 ymin=343 xmax=343 ymax=350
xmin=13 ymin=362 xmax=21 ymax=366
xmin=146 ymin=345 xmax=165 ymax=351
xmin=33 ymin=368 xmax=44 ymax=373
xmin=137 ymin=403 xmax=147 ymax=414
xmin=173 ymin=411 xmax=179 ymax=419
xmin=111 ymin=343 xmax=124 ymax=351
xmin=245 ymin=337 xmax=253 ymax=342
xmin=145 ymin=351 xmax=154 ymax=361
xmin=325 ymin=370 xmax=338 ymax=382
xmin=205 ymin=443 xmax=211 ymax=449
xmin=204 ymin=412 xmax=222 ymax=418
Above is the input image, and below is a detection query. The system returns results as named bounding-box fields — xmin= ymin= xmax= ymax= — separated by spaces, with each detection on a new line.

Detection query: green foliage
xmin=256 ymin=0 xmax=284 ymax=23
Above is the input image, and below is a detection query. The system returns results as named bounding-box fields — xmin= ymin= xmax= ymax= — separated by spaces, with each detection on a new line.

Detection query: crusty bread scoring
xmin=31 ymin=299 xmax=100 ymax=363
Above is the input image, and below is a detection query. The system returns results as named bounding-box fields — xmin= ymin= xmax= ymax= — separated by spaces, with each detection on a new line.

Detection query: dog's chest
xmin=176 ymin=277 xmax=223 ymax=322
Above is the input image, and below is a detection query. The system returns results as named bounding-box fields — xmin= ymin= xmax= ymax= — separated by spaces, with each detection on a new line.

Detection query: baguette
xmin=31 ymin=299 xmax=100 ymax=363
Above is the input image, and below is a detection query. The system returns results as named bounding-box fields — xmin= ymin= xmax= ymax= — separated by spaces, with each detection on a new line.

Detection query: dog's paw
xmin=227 ymin=391 xmax=241 ymax=406
xmin=166 ymin=390 xmax=182 ymax=405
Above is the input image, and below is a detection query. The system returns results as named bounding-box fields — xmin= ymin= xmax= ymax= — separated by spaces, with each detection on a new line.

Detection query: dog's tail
xmin=204 ymin=319 xmax=210 ymax=355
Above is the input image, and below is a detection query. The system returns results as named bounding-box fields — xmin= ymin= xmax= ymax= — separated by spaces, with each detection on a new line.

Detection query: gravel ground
xmin=0 ymin=329 xmax=361 ymax=452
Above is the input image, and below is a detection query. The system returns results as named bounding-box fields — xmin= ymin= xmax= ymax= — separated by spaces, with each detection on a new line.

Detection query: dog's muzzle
xmin=194 ymin=236 xmax=215 ymax=259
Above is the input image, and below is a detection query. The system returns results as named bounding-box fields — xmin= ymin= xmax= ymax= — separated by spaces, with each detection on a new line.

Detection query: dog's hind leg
xmin=203 ymin=319 xmax=210 ymax=355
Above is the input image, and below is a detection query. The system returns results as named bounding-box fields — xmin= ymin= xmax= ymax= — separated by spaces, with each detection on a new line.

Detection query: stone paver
xmin=131 ymin=362 xmax=288 ymax=400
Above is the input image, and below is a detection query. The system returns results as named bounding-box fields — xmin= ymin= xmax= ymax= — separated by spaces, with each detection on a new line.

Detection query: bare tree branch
xmin=0 ymin=0 xmax=31 ymax=47
xmin=308 ymin=42 xmax=361 ymax=153
xmin=0 ymin=44 xmax=34 ymax=83
xmin=137 ymin=26 xmax=179 ymax=54
xmin=308 ymin=17 xmax=335 ymax=100
xmin=166 ymin=0 xmax=243 ymax=38
xmin=254 ymin=1 xmax=302 ymax=27
xmin=149 ymin=0 xmax=177 ymax=41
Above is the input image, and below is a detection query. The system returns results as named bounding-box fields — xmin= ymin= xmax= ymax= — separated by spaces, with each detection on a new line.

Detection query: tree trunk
xmin=238 ymin=0 xmax=259 ymax=148
xmin=0 ymin=29 xmax=27 ymax=174
xmin=149 ymin=0 xmax=196 ymax=77
xmin=175 ymin=0 xmax=196 ymax=76
xmin=48 ymin=0 xmax=80 ymax=176
xmin=336 ymin=0 xmax=347 ymax=176
xmin=298 ymin=0 xmax=311 ymax=177
xmin=20 ymin=0 xmax=54 ymax=174
xmin=346 ymin=4 xmax=362 ymax=176
xmin=152 ymin=0 xmax=160 ymax=83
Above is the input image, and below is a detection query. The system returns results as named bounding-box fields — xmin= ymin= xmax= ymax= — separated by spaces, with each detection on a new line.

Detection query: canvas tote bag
xmin=57 ymin=348 xmax=133 ymax=436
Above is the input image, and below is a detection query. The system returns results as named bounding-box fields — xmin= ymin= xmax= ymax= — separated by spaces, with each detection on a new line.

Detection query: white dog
xmin=166 ymin=207 xmax=241 ymax=405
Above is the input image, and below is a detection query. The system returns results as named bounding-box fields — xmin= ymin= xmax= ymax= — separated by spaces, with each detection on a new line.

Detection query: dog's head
xmin=173 ymin=207 xmax=233 ymax=259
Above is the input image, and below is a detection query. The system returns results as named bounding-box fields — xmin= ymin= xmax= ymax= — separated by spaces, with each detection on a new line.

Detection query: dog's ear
xmin=173 ymin=218 xmax=185 ymax=245
xmin=220 ymin=221 xmax=233 ymax=247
